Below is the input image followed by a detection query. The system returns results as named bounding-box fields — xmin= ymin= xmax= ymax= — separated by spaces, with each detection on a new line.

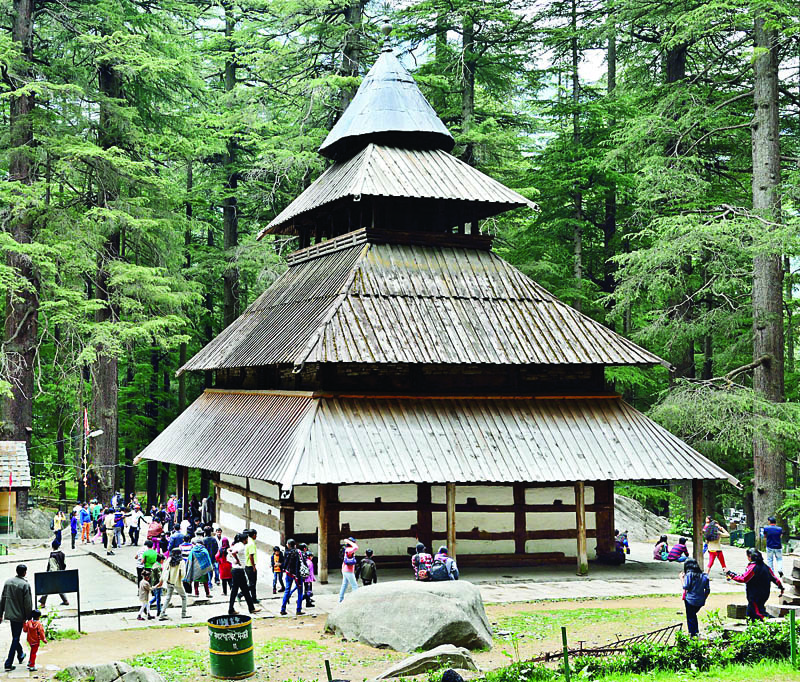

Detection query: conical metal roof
xmin=319 ymin=49 xmax=455 ymax=161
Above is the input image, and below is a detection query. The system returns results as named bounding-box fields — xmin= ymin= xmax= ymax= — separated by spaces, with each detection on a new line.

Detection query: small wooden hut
xmin=138 ymin=44 xmax=736 ymax=580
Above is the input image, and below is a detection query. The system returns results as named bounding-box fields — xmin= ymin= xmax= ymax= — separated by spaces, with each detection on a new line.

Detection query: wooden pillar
xmin=575 ymin=481 xmax=589 ymax=576
xmin=446 ymin=483 xmax=456 ymax=558
xmin=318 ymin=484 xmax=328 ymax=584
xmin=594 ymin=480 xmax=615 ymax=555
xmin=513 ymin=483 xmax=526 ymax=554
xmin=692 ymin=479 xmax=705 ymax=569
xmin=245 ymin=478 xmax=252 ymax=527
xmin=417 ymin=484 xmax=432 ymax=551
xmin=175 ymin=465 xmax=185 ymax=521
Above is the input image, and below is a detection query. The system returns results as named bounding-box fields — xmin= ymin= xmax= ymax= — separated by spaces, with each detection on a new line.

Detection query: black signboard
xmin=34 ymin=569 xmax=81 ymax=631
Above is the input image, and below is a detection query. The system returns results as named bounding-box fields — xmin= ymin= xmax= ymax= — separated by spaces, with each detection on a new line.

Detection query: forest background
xmin=2 ymin=0 xmax=800 ymax=531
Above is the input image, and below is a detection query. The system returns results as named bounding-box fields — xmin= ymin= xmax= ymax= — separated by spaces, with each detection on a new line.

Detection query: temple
xmin=138 ymin=37 xmax=736 ymax=581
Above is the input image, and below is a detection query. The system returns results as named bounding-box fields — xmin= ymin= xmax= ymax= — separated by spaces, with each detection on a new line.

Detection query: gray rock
xmin=64 ymin=664 xmax=95 ymax=680
xmin=326 ymin=580 xmax=492 ymax=652
xmin=94 ymin=661 xmax=134 ymax=682
xmin=376 ymin=644 xmax=477 ymax=679
xmin=121 ymin=668 xmax=166 ymax=682
xmin=16 ymin=508 xmax=51 ymax=539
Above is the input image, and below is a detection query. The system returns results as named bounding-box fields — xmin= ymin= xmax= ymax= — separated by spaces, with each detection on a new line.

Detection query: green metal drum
xmin=208 ymin=614 xmax=255 ymax=679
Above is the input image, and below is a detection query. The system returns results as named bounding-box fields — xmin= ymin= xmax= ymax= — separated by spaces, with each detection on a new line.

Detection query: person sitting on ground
xmin=39 ymin=541 xmax=69 ymax=607
xmin=23 ymin=609 xmax=46 ymax=672
xmin=668 ymin=537 xmax=690 ymax=563
xmin=704 ymin=518 xmax=730 ymax=574
xmin=727 ymin=548 xmax=784 ymax=620
xmin=681 ymin=558 xmax=710 ymax=637
xmin=411 ymin=542 xmax=433 ymax=581
xmin=653 ymin=535 xmax=670 ymax=561
xmin=430 ymin=546 xmax=460 ymax=581
xmin=358 ymin=549 xmax=378 ymax=585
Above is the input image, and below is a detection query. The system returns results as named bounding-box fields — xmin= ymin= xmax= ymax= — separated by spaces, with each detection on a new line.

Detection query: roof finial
xmin=380 ymin=17 xmax=393 ymax=51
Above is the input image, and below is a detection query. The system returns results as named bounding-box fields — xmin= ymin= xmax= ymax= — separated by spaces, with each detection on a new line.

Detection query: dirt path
xmin=41 ymin=593 xmax=740 ymax=680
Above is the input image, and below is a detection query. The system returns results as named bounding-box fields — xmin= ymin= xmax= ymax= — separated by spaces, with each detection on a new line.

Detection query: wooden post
xmin=575 ymin=482 xmax=589 ymax=576
xmin=446 ymin=483 xmax=456 ymax=558
xmin=245 ymin=477 xmax=252 ymax=527
xmin=318 ymin=484 xmax=328 ymax=584
xmin=692 ymin=479 xmax=704 ymax=569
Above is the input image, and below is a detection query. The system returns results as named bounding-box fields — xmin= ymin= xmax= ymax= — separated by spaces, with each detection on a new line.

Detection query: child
xmin=23 ymin=609 xmax=46 ymax=672
xmin=358 ymin=549 xmax=378 ymax=585
xmin=137 ymin=569 xmax=153 ymax=620
xmin=681 ymin=559 xmax=710 ymax=636
xmin=69 ymin=511 xmax=79 ymax=550
xmin=653 ymin=535 xmax=669 ymax=561
xmin=216 ymin=537 xmax=232 ymax=596
xmin=304 ymin=550 xmax=316 ymax=608
xmin=271 ymin=546 xmax=285 ymax=594
xmin=149 ymin=557 xmax=163 ymax=616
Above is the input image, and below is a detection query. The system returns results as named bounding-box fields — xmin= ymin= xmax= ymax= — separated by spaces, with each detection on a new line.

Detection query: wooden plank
xmin=575 ymin=481 xmax=589 ymax=576
xmin=446 ymin=483 xmax=456 ymax=558
xmin=218 ymin=500 xmax=279 ymax=532
xmin=318 ymin=484 xmax=328 ymax=584
xmin=293 ymin=501 xmax=600 ymax=513
xmin=217 ymin=479 xmax=282 ymax=509
xmin=593 ymin=480 xmax=615 ymax=555
xmin=692 ymin=479 xmax=704 ymax=569
xmin=513 ymin=483 xmax=526 ymax=554
xmin=245 ymin=478 xmax=252 ymax=527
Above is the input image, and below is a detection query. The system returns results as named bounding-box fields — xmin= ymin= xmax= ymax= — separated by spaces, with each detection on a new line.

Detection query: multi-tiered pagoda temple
xmin=139 ymin=40 xmax=736 ymax=580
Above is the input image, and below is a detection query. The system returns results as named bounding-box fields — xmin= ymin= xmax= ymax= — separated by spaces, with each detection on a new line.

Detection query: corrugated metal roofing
xmin=137 ymin=391 xmax=738 ymax=489
xmin=181 ymin=236 xmax=666 ymax=373
xmin=262 ymin=145 xmax=536 ymax=236
xmin=0 ymin=441 xmax=31 ymax=488
xmin=319 ymin=49 xmax=454 ymax=160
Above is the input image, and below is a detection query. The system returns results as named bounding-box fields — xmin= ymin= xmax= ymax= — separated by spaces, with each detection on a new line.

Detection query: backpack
xmin=299 ymin=559 xmax=310 ymax=579
xmin=704 ymin=523 xmax=719 ymax=542
xmin=429 ymin=559 xmax=450 ymax=581
xmin=48 ymin=555 xmax=60 ymax=572
xmin=359 ymin=559 xmax=376 ymax=582
xmin=413 ymin=554 xmax=430 ymax=581
xmin=660 ymin=548 xmax=669 ymax=561
xmin=49 ymin=518 xmax=55 ymax=531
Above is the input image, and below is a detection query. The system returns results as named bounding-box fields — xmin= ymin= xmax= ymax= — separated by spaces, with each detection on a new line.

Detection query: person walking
xmin=148 ymin=557 xmax=163 ymax=616
xmin=79 ymin=504 xmax=92 ymax=544
xmin=113 ymin=508 xmax=125 ymax=548
xmin=303 ymin=550 xmax=316 ymax=608
xmin=137 ymin=569 xmax=153 ymax=621
xmin=52 ymin=510 xmax=65 ymax=546
xmin=158 ymin=549 xmax=189 ymax=620
xmin=245 ymin=529 xmax=259 ymax=604
xmin=228 ymin=534 xmax=260 ymax=616
xmin=216 ymin=537 xmax=232 ymax=596
xmin=186 ymin=537 xmax=213 ymax=598
xmin=39 ymin=541 xmax=69 ymax=607
xmin=129 ymin=505 xmax=145 ymax=546
xmin=681 ymin=559 xmax=710 ymax=636
xmin=271 ymin=546 xmax=285 ymax=594
xmin=280 ymin=539 xmax=304 ymax=616
xmin=727 ymin=548 xmax=784 ymax=620
xmin=202 ymin=526 xmax=220 ymax=586
xmin=0 ymin=564 xmax=32 ymax=672
xmin=103 ymin=508 xmax=116 ymax=555
xmin=762 ymin=516 xmax=785 ymax=577
xmin=339 ymin=537 xmax=359 ymax=602
xmin=69 ymin=511 xmax=79 ymax=550
xmin=703 ymin=518 xmax=729 ymax=574
xmin=22 ymin=609 xmax=46 ymax=672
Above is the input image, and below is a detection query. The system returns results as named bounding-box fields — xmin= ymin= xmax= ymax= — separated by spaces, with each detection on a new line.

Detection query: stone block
xmin=94 ymin=662 xmax=134 ymax=682
xmin=375 ymin=645 xmax=477 ymax=679
xmin=726 ymin=604 xmax=748 ymax=620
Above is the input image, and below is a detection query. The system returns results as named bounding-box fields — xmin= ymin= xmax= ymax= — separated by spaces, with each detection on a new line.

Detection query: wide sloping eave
xmin=136 ymin=391 xmax=739 ymax=491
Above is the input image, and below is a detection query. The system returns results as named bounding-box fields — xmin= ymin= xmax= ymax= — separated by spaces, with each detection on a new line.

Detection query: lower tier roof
xmin=136 ymin=390 xmax=737 ymax=491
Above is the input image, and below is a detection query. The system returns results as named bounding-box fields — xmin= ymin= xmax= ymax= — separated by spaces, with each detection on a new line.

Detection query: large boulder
xmin=17 ymin=508 xmax=51 ymax=539
xmin=325 ymin=580 xmax=492 ymax=652
xmin=376 ymin=644 xmax=477 ymax=679
xmin=121 ymin=668 xmax=165 ymax=682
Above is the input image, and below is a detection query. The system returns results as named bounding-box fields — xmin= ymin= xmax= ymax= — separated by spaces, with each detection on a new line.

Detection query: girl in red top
xmin=216 ymin=537 xmax=232 ymax=595
xmin=23 ymin=609 xmax=47 ymax=672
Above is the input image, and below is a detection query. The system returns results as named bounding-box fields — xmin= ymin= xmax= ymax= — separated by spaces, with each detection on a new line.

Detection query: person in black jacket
xmin=280 ymin=539 xmax=304 ymax=616
xmin=727 ymin=548 xmax=784 ymax=620
xmin=39 ymin=541 xmax=69 ymax=607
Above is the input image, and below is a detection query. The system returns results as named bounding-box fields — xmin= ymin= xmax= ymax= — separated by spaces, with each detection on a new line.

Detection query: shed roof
xmin=179 ymin=231 xmax=666 ymax=373
xmin=0 ymin=442 xmax=31 ymax=489
xmin=319 ymin=49 xmax=454 ymax=161
xmin=261 ymin=144 xmax=536 ymax=236
xmin=136 ymin=390 xmax=738 ymax=490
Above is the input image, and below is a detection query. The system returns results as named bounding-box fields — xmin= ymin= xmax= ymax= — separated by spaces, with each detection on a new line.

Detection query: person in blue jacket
xmin=681 ymin=558 xmax=710 ymax=636
xmin=761 ymin=516 xmax=784 ymax=577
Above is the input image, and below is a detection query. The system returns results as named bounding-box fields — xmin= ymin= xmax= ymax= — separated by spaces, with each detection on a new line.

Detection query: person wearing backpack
xmin=280 ymin=538 xmax=305 ymax=616
xmin=430 ymin=546 xmax=459 ymax=581
xmin=38 ymin=541 xmax=69 ymax=607
xmin=704 ymin=518 xmax=730 ymax=574
xmin=339 ymin=537 xmax=359 ymax=602
xmin=358 ymin=549 xmax=378 ymax=585
xmin=653 ymin=535 xmax=669 ymax=561
xmin=411 ymin=542 xmax=433 ymax=581
xmin=681 ymin=558 xmax=710 ymax=636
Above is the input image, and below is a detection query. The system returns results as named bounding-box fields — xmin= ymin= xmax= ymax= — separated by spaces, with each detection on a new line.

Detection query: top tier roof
xmin=319 ymin=49 xmax=455 ymax=161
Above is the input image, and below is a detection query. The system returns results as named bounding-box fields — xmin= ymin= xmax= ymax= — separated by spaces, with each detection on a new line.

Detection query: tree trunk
xmin=751 ymin=14 xmax=784 ymax=529
xmin=602 ymin=20 xmax=616 ymax=298
xmin=461 ymin=12 xmax=476 ymax=166
xmin=222 ymin=4 xmax=239 ymax=329
xmin=146 ymin=349 xmax=160 ymax=505
xmin=2 ymin=0 xmax=38 ymax=455
xmin=785 ymin=256 xmax=794 ymax=373
xmin=179 ymin=162 xmax=192 ymax=405
xmin=123 ymin=347 xmax=135 ymax=501
xmin=571 ymin=0 xmax=583 ymax=310
xmin=340 ymin=1 xmax=365 ymax=112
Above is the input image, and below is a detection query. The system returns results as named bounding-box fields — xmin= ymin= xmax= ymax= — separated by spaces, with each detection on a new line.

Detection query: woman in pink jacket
xmin=339 ymin=537 xmax=358 ymax=602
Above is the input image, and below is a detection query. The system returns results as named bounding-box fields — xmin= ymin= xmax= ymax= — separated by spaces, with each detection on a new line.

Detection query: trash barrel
xmin=208 ymin=614 xmax=255 ymax=679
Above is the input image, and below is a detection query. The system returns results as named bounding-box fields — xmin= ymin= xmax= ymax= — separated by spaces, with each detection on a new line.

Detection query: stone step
xmin=767 ymin=603 xmax=800 ymax=618
xmin=781 ymin=594 xmax=800 ymax=606
xmin=726 ymin=603 xmax=749 ymax=620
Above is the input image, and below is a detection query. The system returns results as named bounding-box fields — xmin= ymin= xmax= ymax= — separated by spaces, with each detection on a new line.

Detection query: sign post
xmin=34 ymin=569 xmax=80 ymax=633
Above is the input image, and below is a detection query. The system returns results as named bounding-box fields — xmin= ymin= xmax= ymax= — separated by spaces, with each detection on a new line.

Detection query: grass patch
xmin=49 ymin=628 xmax=82 ymax=641
xmin=594 ymin=660 xmax=800 ymax=681
xmin=126 ymin=646 xmax=206 ymax=678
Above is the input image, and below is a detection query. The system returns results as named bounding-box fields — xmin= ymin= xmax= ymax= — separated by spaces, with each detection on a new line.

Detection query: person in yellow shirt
xmin=244 ymin=529 xmax=259 ymax=604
